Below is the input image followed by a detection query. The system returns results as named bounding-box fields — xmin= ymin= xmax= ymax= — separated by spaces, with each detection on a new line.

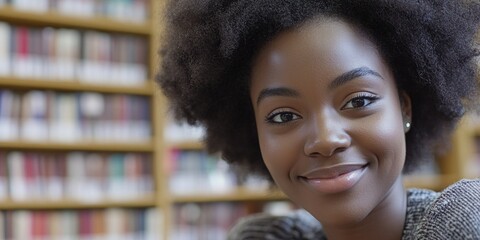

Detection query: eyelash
xmin=265 ymin=109 xmax=301 ymax=124
xmin=341 ymin=92 xmax=380 ymax=110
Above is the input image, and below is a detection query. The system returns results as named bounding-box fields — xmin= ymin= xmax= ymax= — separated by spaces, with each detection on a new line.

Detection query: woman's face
xmin=250 ymin=18 xmax=411 ymax=226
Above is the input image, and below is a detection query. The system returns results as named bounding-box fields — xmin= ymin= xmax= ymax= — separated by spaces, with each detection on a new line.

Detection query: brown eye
xmin=351 ymin=98 xmax=366 ymax=108
xmin=279 ymin=113 xmax=295 ymax=122
xmin=266 ymin=111 xmax=301 ymax=124
xmin=342 ymin=93 xmax=379 ymax=110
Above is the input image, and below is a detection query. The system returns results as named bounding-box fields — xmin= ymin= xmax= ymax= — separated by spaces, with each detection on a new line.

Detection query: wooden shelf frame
xmin=0 ymin=141 xmax=154 ymax=152
xmin=0 ymin=195 xmax=156 ymax=210
xmin=165 ymin=140 xmax=204 ymax=151
xmin=0 ymin=76 xmax=154 ymax=95
xmin=0 ymin=6 xmax=151 ymax=35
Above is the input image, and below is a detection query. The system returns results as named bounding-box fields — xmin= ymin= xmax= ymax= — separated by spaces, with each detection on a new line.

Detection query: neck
xmin=323 ymin=177 xmax=407 ymax=240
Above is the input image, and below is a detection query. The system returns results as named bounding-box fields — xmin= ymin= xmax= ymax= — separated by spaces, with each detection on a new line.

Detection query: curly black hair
xmin=157 ymin=0 xmax=480 ymax=181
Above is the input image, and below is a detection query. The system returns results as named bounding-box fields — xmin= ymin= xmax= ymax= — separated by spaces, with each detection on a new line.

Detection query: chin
xmin=308 ymin=204 xmax=372 ymax=228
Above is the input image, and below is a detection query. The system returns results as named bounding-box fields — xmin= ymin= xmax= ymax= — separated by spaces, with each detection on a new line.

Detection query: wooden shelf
xmin=0 ymin=77 xmax=154 ymax=95
xmin=0 ymin=196 xmax=156 ymax=210
xmin=166 ymin=140 xmax=204 ymax=151
xmin=0 ymin=141 xmax=154 ymax=152
xmin=0 ymin=6 xmax=151 ymax=35
xmin=172 ymin=187 xmax=286 ymax=203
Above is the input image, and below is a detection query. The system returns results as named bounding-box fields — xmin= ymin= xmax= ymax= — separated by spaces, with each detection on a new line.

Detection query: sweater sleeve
xmin=416 ymin=179 xmax=480 ymax=239
xmin=227 ymin=210 xmax=325 ymax=240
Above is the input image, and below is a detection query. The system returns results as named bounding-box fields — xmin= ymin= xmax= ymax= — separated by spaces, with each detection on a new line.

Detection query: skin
xmin=250 ymin=17 xmax=412 ymax=240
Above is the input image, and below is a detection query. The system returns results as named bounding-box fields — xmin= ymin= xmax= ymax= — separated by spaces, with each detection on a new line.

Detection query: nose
xmin=304 ymin=113 xmax=351 ymax=157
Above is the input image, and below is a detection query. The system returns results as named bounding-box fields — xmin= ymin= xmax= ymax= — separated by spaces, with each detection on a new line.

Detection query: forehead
xmin=250 ymin=18 xmax=390 ymax=91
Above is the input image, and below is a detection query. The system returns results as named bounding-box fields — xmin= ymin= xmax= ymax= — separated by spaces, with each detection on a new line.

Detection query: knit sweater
xmin=228 ymin=179 xmax=480 ymax=240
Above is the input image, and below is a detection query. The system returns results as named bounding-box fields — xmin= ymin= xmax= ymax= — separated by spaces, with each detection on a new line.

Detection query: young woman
xmin=157 ymin=0 xmax=480 ymax=239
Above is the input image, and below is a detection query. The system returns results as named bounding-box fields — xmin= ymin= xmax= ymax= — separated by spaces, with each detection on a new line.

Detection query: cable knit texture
xmin=228 ymin=179 xmax=480 ymax=240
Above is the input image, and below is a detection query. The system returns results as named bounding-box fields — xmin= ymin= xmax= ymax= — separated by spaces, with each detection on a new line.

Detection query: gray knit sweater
xmin=228 ymin=179 xmax=480 ymax=240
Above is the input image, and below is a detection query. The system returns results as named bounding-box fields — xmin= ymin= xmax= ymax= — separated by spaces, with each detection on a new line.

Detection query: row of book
xmin=0 ymin=151 xmax=154 ymax=201
xmin=0 ymin=90 xmax=151 ymax=142
xmin=0 ymin=208 xmax=161 ymax=240
xmin=171 ymin=201 xmax=295 ymax=240
xmin=167 ymin=149 xmax=270 ymax=196
xmin=0 ymin=22 xmax=148 ymax=85
xmin=0 ymin=0 xmax=149 ymax=23
xmin=163 ymin=118 xmax=205 ymax=143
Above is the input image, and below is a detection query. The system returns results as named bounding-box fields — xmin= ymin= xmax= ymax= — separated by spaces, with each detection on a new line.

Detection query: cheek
xmin=257 ymin=127 xmax=303 ymax=182
xmin=358 ymin=108 xmax=406 ymax=171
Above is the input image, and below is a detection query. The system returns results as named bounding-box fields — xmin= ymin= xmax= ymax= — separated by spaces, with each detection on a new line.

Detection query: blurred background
xmin=0 ymin=0 xmax=479 ymax=239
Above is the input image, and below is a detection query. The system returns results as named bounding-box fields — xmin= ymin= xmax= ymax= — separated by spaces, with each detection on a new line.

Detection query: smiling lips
xmin=300 ymin=163 xmax=368 ymax=194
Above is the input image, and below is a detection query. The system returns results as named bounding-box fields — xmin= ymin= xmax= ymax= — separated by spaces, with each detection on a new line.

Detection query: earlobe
xmin=400 ymin=91 xmax=412 ymax=133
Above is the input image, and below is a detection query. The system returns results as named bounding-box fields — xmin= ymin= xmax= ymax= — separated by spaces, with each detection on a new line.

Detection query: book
xmin=83 ymin=153 xmax=106 ymax=202
xmin=11 ymin=0 xmax=49 ymax=12
xmin=7 ymin=152 xmax=27 ymax=201
xmin=0 ymin=152 xmax=7 ymax=200
xmin=0 ymin=22 xmax=10 ymax=75
xmin=66 ymin=152 xmax=85 ymax=200
xmin=0 ymin=90 xmax=21 ymax=141
xmin=20 ymin=90 xmax=49 ymax=141
xmin=54 ymin=28 xmax=81 ymax=80
xmin=0 ymin=212 xmax=3 ymax=240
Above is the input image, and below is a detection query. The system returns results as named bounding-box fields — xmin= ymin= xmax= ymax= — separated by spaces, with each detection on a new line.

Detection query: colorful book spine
xmin=0 ymin=21 xmax=148 ymax=85
xmin=168 ymin=150 xmax=239 ymax=195
xmin=2 ymin=151 xmax=153 ymax=201
xmin=0 ymin=152 xmax=7 ymax=200
xmin=20 ymin=90 xmax=49 ymax=141
xmin=2 ymin=0 xmax=148 ymax=23
xmin=0 ymin=90 xmax=21 ymax=141
xmin=0 ymin=22 xmax=10 ymax=75
xmin=11 ymin=0 xmax=49 ymax=12
xmin=0 ymin=208 xmax=162 ymax=240
xmin=0 ymin=90 xmax=151 ymax=142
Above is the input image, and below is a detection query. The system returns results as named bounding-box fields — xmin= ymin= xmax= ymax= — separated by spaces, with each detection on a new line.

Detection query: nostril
xmin=306 ymin=151 xmax=321 ymax=158
xmin=335 ymin=147 xmax=348 ymax=153
xmin=304 ymin=138 xmax=350 ymax=158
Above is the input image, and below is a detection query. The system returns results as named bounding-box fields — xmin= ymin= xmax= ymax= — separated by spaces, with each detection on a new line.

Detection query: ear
xmin=399 ymin=91 xmax=412 ymax=133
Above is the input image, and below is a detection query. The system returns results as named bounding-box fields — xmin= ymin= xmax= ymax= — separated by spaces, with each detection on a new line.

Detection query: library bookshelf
xmin=0 ymin=0 xmax=166 ymax=239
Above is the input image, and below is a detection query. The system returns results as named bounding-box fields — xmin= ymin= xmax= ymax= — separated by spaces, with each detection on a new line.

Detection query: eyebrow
xmin=256 ymin=87 xmax=299 ymax=105
xmin=256 ymin=67 xmax=383 ymax=105
xmin=329 ymin=67 xmax=383 ymax=89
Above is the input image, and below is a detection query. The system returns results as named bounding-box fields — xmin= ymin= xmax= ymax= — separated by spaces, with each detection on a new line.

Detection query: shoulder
xmin=227 ymin=209 xmax=325 ymax=240
xmin=416 ymin=179 xmax=480 ymax=239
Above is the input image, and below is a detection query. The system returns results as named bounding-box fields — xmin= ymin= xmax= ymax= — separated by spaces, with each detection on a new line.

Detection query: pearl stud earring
xmin=405 ymin=121 xmax=411 ymax=132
